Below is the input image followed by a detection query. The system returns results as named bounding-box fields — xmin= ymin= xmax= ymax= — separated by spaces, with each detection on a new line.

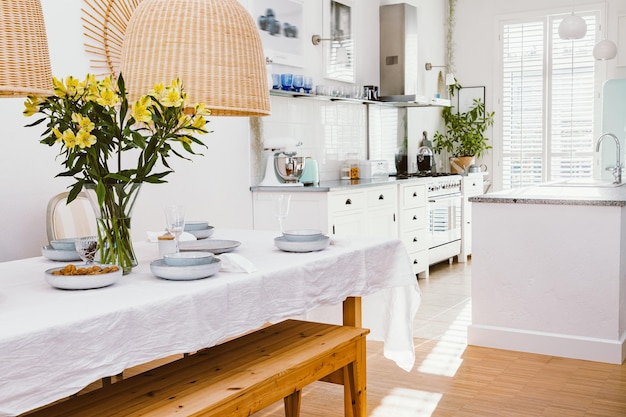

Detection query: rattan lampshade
xmin=0 ymin=0 xmax=53 ymax=97
xmin=119 ymin=0 xmax=270 ymax=116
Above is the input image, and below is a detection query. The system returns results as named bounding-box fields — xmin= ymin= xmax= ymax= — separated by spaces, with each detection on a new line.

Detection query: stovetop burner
xmin=393 ymin=172 xmax=458 ymax=179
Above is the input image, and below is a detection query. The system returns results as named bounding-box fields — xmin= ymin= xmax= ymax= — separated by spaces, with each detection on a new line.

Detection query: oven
xmin=427 ymin=175 xmax=462 ymax=265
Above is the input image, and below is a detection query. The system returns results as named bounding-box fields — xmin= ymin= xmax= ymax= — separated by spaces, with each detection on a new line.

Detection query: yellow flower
xmin=194 ymin=103 xmax=211 ymax=117
xmin=178 ymin=113 xmax=192 ymax=127
xmin=131 ymin=96 xmax=153 ymax=123
xmin=179 ymin=136 xmax=192 ymax=144
xmin=162 ymin=87 xmax=183 ymax=108
xmin=23 ymin=96 xmax=42 ymax=116
xmin=62 ymin=129 xmax=77 ymax=149
xmin=149 ymin=82 xmax=165 ymax=99
xmin=191 ymin=116 xmax=206 ymax=129
xmin=65 ymin=76 xmax=81 ymax=97
xmin=53 ymin=77 xmax=66 ymax=97
xmin=52 ymin=128 xmax=63 ymax=143
xmin=75 ymin=129 xmax=97 ymax=149
xmin=97 ymin=88 xmax=119 ymax=107
xmin=71 ymin=113 xmax=95 ymax=133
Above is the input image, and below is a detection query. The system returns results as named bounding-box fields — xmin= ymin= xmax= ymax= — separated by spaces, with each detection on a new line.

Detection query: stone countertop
xmin=250 ymin=176 xmax=433 ymax=192
xmin=470 ymin=182 xmax=626 ymax=207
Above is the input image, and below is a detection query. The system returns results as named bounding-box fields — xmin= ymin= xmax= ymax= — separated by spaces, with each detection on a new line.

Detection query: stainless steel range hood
xmin=379 ymin=3 xmax=418 ymax=102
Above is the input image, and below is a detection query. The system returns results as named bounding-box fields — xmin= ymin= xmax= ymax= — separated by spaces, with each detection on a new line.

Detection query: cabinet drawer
xmin=329 ymin=191 xmax=366 ymax=213
xmin=402 ymin=184 xmax=427 ymax=208
xmin=366 ymin=186 xmax=397 ymax=208
xmin=401 ymin=230 xmax=429 ymax=252
xmin=462 ymin=176 xmax=483 ymax=197
xmin=402 ymin=206 xmax=428 ymax=230
xmin=408 ymin=250 xmax=428 ymax=275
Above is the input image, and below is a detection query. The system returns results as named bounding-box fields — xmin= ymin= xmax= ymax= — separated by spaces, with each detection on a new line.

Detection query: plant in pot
xmin=433 ymin=87 xmax=495 ymax=173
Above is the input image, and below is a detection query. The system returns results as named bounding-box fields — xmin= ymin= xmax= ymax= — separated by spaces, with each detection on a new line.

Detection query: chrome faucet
xmin=595 ymin=133 xmax=622 ymax=184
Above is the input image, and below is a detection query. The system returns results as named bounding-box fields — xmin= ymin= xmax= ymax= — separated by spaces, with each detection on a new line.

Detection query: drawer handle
xmin=345 ymin=198 xmax=352 ymax=205
xmin=413 ymin=259 xmax=418 ymax=264
xmin=378 ymin=194 xmax=384 ymax=200
xmin=412 ymin=215 xmax=418 ymax=220
xmin=413 ymin=237 xmax=418 ymax=242
xmin=413 ymin=192 xmax=418 ymax=197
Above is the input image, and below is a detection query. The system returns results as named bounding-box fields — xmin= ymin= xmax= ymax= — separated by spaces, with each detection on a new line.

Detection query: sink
xmin=542 ymin=179 xmax=626 ymax=188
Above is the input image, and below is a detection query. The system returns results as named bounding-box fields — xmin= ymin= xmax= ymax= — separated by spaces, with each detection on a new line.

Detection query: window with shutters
xmin=498 ymin=10 xmax=601 ymax=189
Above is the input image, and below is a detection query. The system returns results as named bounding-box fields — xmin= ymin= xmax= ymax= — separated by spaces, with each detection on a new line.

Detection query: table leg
xmin=342 ymin=296 xmax=365 ymax=417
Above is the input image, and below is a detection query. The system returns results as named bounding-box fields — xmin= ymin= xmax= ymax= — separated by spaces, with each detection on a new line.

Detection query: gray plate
xmin=179 ymin=239 xmax=241 ymax=254
xmin=150 ymin=258 xmax=221 ymax=280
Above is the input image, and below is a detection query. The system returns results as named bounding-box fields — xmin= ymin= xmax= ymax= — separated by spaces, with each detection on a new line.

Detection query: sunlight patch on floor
xmin=417 ymin=301 xmax=471 ymax=377
xmin=370 ymin=388 xmax=442 ymax=417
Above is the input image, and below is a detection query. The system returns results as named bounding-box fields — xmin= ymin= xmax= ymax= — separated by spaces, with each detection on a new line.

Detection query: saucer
xmin=41 ymin=245 xmax=82 ymax=262
xmin=150 ymin=258 xmax=221 ymax=280
xmin=274 ymin=235 xmax=330 ymax=252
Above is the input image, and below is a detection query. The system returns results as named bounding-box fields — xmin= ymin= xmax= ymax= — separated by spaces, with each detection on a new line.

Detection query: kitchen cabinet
xmin=251 ymin=184 xmax=397 ymax=239
xmin=459 ymin=174 xmax=484 ymax=263
xmin=397 ymin=181 xmax=429 ymax=276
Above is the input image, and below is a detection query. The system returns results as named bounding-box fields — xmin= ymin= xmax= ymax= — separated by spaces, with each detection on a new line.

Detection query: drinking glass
xmin=280 ymin=73 xmax=293 ymax=91
xmin=271 ymin=73 xmax=280 ymax=89
xmin=164 ymin=205 xmax=186 ymax=253
xmin=292 ymin=74 xmax=304 ymax=92
xmin=75 ymin=236 xmax=98 ymax=265
xmin=275 ymin=194 xmax=291 ymax=233
xmin=303 ymin=76 xmax=313 ymax=94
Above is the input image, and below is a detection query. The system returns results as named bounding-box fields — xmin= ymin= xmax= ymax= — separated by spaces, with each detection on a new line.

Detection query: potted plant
xmin=433 ymin=85 xmax=495 ymax=173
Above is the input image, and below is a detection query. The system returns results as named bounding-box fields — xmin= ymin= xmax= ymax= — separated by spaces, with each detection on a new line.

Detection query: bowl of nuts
xmin=44 ymin=263 xmax=122 ymax=290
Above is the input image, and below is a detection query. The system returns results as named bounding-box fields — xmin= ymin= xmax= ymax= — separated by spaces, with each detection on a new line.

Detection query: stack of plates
xmin=275 ymin=229 xmax=330 ymax=252
xmin=42 ymin=238 xmax=82 ymax=261
xmin=184 ymin=221 xmax=214 ymax=239
xmin=150 ymin=251 xmax=221 ymax=280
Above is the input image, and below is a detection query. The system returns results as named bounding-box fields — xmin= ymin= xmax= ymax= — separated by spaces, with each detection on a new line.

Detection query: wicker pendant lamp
xmin=0 ymin=0 xmax=53 ymax=97
xmin=119 ymin=0 xmax=270 ymax=116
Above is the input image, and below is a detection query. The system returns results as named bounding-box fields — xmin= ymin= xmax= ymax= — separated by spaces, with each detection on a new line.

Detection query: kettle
xmin=467 ymin=164 xmax=488 ymax=174
xmin=299 ymin=157 xmax=319 ymax=185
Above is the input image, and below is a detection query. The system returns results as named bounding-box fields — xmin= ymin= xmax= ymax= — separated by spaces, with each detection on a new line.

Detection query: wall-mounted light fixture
xmin=424 ymin=63 xmax=456 ymax=86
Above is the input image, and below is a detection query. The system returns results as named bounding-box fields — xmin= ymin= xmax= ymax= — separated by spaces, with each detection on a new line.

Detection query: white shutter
xmin=500 ymin=12 xmax=599 ymax=189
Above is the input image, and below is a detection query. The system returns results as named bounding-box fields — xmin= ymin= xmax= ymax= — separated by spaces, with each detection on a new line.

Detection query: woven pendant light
xmin=0 ymin=0 xmax=53 ymax=97
xmin=120 ymin=0 xmax=270 ymax=116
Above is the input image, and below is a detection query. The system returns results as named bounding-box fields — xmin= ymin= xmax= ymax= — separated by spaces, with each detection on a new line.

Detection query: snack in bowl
xmin=45 ymin=263 xmax=122 ymax=290
xmin=52 ymin=264 xmax=120 ymax=276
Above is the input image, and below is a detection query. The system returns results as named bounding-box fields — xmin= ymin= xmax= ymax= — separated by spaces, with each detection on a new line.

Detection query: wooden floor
xmin=39 ymin=260 xmax=626 ymax=416
xmin=250 ymin=260 xmax=626 ymax=417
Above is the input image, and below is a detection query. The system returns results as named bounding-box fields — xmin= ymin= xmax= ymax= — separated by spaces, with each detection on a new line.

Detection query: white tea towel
xmin=217 ymin=253 xmax=257 ymax=273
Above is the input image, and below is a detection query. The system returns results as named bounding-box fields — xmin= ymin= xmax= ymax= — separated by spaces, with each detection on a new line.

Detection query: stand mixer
xmin=259 ymin=138 xmax=306 ymax=187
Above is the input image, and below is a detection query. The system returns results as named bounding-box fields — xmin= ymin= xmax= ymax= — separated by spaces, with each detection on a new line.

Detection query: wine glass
xmin=164 ymin=205 xmax=186 ymax=253
xmin=275 ymin=194 xmax=291 ymax=233
xmin=75 ymin=236 xmax=98 ymax=265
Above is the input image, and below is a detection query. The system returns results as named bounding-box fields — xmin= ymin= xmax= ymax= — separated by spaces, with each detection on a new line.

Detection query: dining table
xmin=0 ymin=228 xmax=420 ymax=417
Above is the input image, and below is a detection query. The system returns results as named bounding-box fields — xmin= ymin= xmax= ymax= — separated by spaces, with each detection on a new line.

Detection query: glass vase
xmin=86 ymin=182 xmax=141 ymax=275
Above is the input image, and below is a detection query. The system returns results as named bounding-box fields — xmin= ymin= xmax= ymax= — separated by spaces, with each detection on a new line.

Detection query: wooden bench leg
xmin=284 ymin=389 xmax=302 ymax=417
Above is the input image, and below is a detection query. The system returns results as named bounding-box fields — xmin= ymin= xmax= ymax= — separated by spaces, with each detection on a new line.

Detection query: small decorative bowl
xmin=184 ymin=221 xmax=210 ymax=231
xmin=163 ymin=251 xmax=215 ymax=266
xmin=50 ymin=238 xmax=79 ymax=251
xmin=187 ymin=226 xmax=215 ymax=240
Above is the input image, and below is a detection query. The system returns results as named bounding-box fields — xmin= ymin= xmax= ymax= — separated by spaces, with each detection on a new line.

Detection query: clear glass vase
xmin=86 ymin=182 xmax=141 ymax=275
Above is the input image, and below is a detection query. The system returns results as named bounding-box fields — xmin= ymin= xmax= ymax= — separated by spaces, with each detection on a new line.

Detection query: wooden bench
xmin=25 ymin=319 xmax=369 ymax=417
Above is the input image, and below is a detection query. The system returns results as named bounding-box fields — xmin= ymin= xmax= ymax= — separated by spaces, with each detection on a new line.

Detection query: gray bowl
xmin=184 ymin=221 xmax=210 ymax=231
xmin=163 ymin=251 xmax=214 ymax=266
xmin=50 ymin=238 xmax=78 ymax=251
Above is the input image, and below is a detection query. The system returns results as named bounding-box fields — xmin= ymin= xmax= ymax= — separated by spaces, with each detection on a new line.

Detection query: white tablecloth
xmin=0 ymin=229 xmax=420 ymax=416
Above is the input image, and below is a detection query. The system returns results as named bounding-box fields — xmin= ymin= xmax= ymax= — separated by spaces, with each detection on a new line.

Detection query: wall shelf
xmin=269 ymin=89 xmax=450 ymax=108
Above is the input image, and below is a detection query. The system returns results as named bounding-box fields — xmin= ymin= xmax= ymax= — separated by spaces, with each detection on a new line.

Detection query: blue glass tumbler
xmin=292 ymin=75 xmax=304 ymax=93
xmin=280 ymin=74 xmax=293 ymax=91
xmin=271 ymin=73 xmax=280 ymax=89
xmin=303 ymin=76 xmax=313 ymax=94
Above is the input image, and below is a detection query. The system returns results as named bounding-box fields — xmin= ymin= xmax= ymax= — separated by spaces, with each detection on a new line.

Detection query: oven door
xmin=428 ymin=193 xmax=462 ymax=249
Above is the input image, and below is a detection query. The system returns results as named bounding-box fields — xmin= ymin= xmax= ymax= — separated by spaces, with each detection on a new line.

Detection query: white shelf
xmin=269 ymin=90 xmax=450 ymax=108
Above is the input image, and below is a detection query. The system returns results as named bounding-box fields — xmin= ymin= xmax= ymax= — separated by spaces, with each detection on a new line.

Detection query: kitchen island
xmin=469 ymin=183 xmax=626 ymax=364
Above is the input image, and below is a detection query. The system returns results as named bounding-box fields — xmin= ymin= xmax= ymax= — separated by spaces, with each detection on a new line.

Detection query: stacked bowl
xmin=274 ymin=229 xmax=330 ymax=252
xmin=184 ymin=220 xmax=214 ymax=239
xmin=42 ymin=237 xmax=82 ymax=261
xmin=150 ymin=251 xmax=221 ymax=280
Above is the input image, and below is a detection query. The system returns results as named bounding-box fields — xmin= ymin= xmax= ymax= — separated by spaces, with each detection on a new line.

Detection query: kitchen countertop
xmin=250 ymin=176 xmax=433 ymax=192
xmin=470 ymin=182 xmax=626 ymax=207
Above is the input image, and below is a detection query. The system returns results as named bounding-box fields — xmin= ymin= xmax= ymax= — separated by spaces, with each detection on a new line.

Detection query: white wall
xmin=453 ymin=0 xmax=626 ymax=190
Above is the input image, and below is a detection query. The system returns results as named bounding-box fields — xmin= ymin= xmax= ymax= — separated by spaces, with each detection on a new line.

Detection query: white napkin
xmin=216 ymin=253 xmax=257 ymax=273
xmin=146 ymin=231 xmax=197 ymax=243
